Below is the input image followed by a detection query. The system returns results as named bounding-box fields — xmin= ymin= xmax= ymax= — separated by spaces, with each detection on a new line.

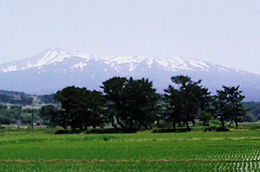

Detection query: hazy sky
xmin=0 ymin=0 xmax=260 ymax=74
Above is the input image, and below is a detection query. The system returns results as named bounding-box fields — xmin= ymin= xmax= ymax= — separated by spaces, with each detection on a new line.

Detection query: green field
xmin=0 ymin=125 xmax=259 ymax=171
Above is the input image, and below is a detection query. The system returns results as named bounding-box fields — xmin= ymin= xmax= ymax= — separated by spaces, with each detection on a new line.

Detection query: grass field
xmin=0 ymin=125 xmax=259 ymax=171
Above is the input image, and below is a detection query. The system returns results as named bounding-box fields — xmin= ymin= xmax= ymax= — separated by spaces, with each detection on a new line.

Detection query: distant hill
xmin=0 ymin=90 xmax=33 ymax=105
xmin=0 ymin=48 xmax=260 ymax=101
xmin=0 ymin=90 xmax=56 ymax=105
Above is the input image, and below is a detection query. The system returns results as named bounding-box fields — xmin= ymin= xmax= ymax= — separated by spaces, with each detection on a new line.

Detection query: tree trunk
xmin=203 ymin=120 xmax=207 ymax=126
xmin=111 ymin=119 xmax=118 ymax=129
xmin=116 ymin=116 xmax=125 ymax=129
xmin=172 ymin=121 xmax=176 ymax=130
xmin=71 ymin=125 xmax=76 ymax=133
xmin=79 ymin=125 xmax=83 ymax=131
xmin=221 ymin=118 xmax=225 ymax=128
xmin=156 ymin=117 xmax=160 ymax=127
xmin=186 ymin=120 xmax=190 ymax=130
xmin=234 ymin=116 xmax=238 ymax=127
xmin=142 ymin=122 xmax=149 ymax=130
xmin=130 ymin=120 xmax=133 ymax=130
xmin=192 ymin=120 xmax=195 ymax=127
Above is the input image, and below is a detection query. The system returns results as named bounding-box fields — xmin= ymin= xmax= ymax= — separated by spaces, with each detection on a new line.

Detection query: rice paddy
xmin=0 ymin=126 xmax=259 ymax=171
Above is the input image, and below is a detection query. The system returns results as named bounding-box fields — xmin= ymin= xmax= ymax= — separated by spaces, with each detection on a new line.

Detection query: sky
xmin=0 ymin=0 xmax=260 ymax=74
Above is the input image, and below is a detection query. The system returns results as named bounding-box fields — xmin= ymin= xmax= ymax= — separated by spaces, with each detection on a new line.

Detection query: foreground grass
xmin=0 ymin=125 xmax=259 ymax=171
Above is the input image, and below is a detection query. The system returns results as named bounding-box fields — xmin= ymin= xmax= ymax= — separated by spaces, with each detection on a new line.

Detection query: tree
xmin=164 ymin=75 xmax=211 ymax=130
xmin=224 ymin=86 xmax=246 ymax=127
xmin=82 ymin=90 xmax=108 ymax=129
xmin=55 ymin=86 xmax=88 ymax=131
xmin=101 ymin=77 xmax=159 ymax=130
xmin=101 ymin=77 xmax=128 ymax=129
xmin=215 ymin=86 xmax=246 ymax=128
xmin=164 ymin=85 xmax=183 ymax=130
xmin=124 ymin=77 xmax=159 ymax=130
xmin=199 ymin=111 xmax=212 ymax=126
xmin=39 ymin=105 xmax=59 ymax=125
xmin=54 ymin=86 xmax=108 ymax=131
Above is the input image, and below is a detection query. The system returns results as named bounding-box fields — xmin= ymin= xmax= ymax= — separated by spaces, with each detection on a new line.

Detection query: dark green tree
xmin=199 ymin=111 xmax=212 ymax=126
xmin=55 ymin=86 xmax=108 ymax=131
xmin=124 ymin=77 xmax=159 ymax=130
xmin=101 ymin=77 xmax=128 ymax=129
xmin=55 ymin=86 xmax=88 ymax=131
xmin=83 ymin=90 xmax=108 ymax=129
xmin=164 ymin=85 xmax=183 ymax=130
xmin=164 ymin=75 xmax=211 ymax=130
xmin=39 ymin=105 xmax=59 ymax=125
xmin=101 ymin=77 xmax=159 ymax=130
xmin=215 ymin=86 xmax=246 ymax=128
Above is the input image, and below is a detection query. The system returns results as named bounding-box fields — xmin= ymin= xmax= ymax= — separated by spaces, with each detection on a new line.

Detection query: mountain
xmin=0 ymin=48 xmax=260 ymax=101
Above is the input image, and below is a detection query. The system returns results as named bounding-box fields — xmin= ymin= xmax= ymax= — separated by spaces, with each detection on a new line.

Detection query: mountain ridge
xmin=0 ymin=47 xmax=243 ymax=73
xmin=0 ymin=48 xmax=259 ymax=101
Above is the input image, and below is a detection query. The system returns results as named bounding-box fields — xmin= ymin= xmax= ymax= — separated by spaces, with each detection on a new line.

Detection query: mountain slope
xmin=0 ymin=48 xmax=259 ymax=101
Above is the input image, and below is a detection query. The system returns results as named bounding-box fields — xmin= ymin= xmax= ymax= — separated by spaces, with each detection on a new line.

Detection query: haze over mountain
xmin=0 ymin=48 xmax=259 ymax=101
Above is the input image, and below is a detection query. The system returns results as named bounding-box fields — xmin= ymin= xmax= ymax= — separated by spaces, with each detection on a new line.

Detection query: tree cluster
xmin=242 ymin=102 xmax=260 ymax=122
xmin=53 ymin=87 xmax=106 ymax=132
xmin=47 ymin=75 xmax=246 ymax=132
xmin=0 ymin=105 xmax=42 ymax=126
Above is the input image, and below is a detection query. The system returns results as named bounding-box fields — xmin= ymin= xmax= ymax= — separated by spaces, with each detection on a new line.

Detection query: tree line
xmin=41 ymin=75 xmax=246 ymax=132
xmin=0 ymin=90 xmax=33 ymax=105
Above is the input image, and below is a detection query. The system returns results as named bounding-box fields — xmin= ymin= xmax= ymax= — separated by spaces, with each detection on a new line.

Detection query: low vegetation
xmin=0 ymin=124 xmax=259 ymax=171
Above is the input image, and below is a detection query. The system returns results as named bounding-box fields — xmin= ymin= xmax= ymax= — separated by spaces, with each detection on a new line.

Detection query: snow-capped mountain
xmin=0 ymin=48 xmax=96 ymax=72
xmin=0 ymin=48 xmax=213 ymax=73
xmin=0 ymin=48 xmax=260 ymax=101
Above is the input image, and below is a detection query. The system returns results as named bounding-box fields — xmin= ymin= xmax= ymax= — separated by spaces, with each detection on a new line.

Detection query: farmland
xmin=0 ymin=125 xmax=259 ymax=171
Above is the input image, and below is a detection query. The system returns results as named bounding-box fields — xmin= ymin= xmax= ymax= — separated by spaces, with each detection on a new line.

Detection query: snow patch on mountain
xmin=2 ymin=66 xmax=18 ymax=72
xmin=0 ymin=48 xmax=96 ymax=72
xmin=71 ymin=62 xmax=88 ymax=69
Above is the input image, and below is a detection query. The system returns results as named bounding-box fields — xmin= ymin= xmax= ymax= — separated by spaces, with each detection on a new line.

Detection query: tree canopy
xmin=48 ymin=75 xmax=248 ymax=132
xmin=101 ymin=77 xmax=159 ymax=130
